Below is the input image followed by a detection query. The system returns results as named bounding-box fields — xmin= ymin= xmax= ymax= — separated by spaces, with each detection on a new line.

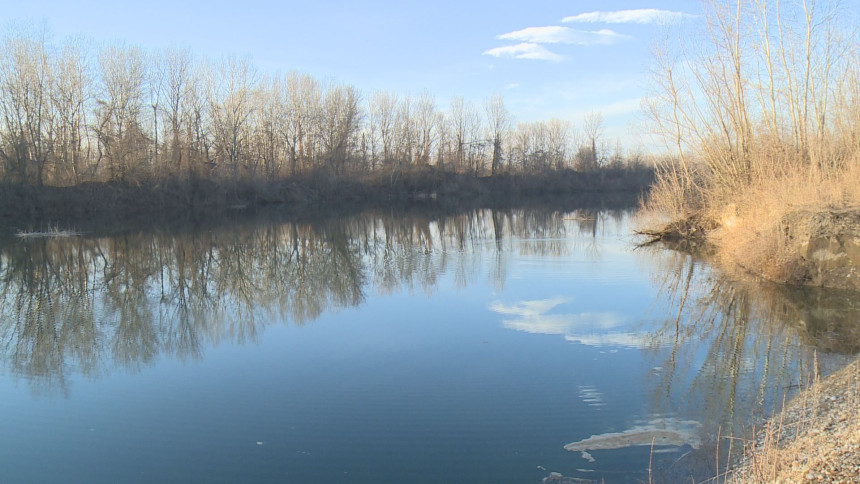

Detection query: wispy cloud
xmin=563 ymin=9 xmax=695 ymax=25
xmin=498 ymin=26 xmax=629 ymax=46
xmin=483 ymin=43 xmax=564 ymax=62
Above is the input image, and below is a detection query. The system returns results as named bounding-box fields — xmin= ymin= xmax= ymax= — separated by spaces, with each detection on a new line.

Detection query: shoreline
xmin=0 ymin=188 xmax=645 ymax=243
xmin=727 ymin=357 xmax=860 ymax=483
xmin=638 ymin=206 xmax=860 ymax=294
xmin=639 ymin=207 xmax=860 ymax=482
xmin=0 ymin=166 xmax=653 ymax=228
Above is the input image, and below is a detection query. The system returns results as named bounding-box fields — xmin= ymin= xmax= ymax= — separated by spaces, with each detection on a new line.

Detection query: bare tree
xmin=320 ymin=82 xmax=360 ymax=177
xmin=433 ymin=111 xmax=447 ymax=168
xmin=94 ymin=43 xmax=148 ymax=182
xmin=448 ymin=96 xmax=468 ymax=173
xmin=394 ymin=93 xmax=414 ymax=168
xmin=463 ymin=100 xmax=485 ymax=177
xmin=147 ymin=51 xmax=165 ymax=172
xmin=646 ymin=0 xmax=854 ymax=194
xmin=0 ymin=27 xmax=643 ymax=192
xmin=208 ymin=57 xmax=256 ymax=179
xmin=51 ymin=36 xmax=92 ymax=184
xmin=545 ymin=118 xmax=571 ymax=170
xmin=580 ymin=111 xmax=604 ymax=170
xmin=161 ymin=48 xmax=191 ymax=174
xmin=0 ymin=27 xmax=53 ymax=185
xmin=369 ymin=90 xmax=398 ymax=171
xmin=283 ymin=72 xmax=321 ymax=175
xmin=182 ymin=60 xmax=211 ymax=174
xmin=414 ymin=90 xmax=437 ymax=166
xmin=484 ymin=93 xmax=510 ymax=175
xmin=252 ymin=74 xmax=286 ymax=179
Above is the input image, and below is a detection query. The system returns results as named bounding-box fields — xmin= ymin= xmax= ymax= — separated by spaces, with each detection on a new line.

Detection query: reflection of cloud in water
xmin=490 ymin=298 xmax=662 ymax=349
xmin=565 ymin=332 xmax=659 ymax=349
xmin=578 ymin=385 xmax=605 ymax=408
xmin=565 ymin=418 xmax=701 ymax=459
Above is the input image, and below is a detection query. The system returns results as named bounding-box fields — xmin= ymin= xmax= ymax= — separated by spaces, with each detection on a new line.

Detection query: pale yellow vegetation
xmin=639 ymin=0 xmax=860 ymax=284
xmin=726 ymin=358 xmax=860 ymax=483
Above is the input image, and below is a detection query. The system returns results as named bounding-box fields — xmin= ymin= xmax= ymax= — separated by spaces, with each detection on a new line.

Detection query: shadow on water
xmin=0 ymin=204 xmax=858 ymax=481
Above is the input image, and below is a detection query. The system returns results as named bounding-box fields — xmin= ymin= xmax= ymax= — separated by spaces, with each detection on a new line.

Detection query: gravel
xmin=728 ymin=358 xmax=860 ymax=483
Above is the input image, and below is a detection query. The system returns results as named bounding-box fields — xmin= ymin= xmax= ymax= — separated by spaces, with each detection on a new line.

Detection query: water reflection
xmin=3 ymin=210 xmax=856 ymax=387
xmin=645 ymin=248 xmax=857 ymax=415
xmin=2 ymin=207 xmax=859 ymax=481
xmin=640 ymin=247 xmax=858 ymax=480
xmin=0 ymin=208 xmax=614 ymax=391
xmin=491 ymin=299 xmax=638 ymax=348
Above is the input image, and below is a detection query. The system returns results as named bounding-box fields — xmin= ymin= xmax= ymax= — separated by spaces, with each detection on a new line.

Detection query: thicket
xmin=640 ymin=0 xmax=860 ymax=281
xmin=0 ymin=26 xmax=647 ymax=214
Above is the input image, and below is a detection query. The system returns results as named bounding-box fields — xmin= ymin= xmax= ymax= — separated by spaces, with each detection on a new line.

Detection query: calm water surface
xmin=0 ymin=207 xmax=856 ymax=483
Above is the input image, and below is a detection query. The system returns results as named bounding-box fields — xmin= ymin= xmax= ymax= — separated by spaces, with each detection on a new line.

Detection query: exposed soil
xmin=781 ymin=209 xmax=860 ymax=292
xmin=642 ymin=207 xmax=860 ymax=293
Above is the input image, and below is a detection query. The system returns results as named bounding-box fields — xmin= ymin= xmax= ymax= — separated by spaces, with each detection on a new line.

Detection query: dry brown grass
xmin=707 ymin=155 xmax=860 ymax=280
xmin=637 ymin=0 xmax=860 ymax=479
xmin=725 ymin=357 xmax=860 ymax=483
xmin=638 ymin=0 xmax=860 ymax=285
xmin=638 ymin=148 xmax=860 ymax=284
xmin=638 ymin=149 xmax=860 ymax=482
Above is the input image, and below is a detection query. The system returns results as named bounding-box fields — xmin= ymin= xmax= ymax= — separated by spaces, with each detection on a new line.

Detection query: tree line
xmin=0 ymin=27 xmax=634 ymax=190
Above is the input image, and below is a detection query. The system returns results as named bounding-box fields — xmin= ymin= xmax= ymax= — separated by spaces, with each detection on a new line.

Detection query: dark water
xmin=0 ymin=207 xmax=856 ymax=483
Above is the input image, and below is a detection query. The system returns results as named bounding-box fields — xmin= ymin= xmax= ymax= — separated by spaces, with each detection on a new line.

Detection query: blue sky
xmin=5 ymin=0 xmax=702 ymax=146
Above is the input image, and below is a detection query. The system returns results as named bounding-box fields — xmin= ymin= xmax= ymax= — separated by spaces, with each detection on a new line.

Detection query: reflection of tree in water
xmin=640 ymin=247 xmax=859 ymax=480
xmin=0 ymin=208 xmax=613 ymax=390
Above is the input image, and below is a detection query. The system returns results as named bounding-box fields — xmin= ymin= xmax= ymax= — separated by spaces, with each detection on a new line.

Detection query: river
xmin=0 ymin=205 xmax=856 ymax=482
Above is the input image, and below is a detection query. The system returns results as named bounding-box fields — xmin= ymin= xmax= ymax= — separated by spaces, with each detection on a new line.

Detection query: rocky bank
xmin=728 ymin=358 xmax=860 ymax=483
xmin=783 ymin=209 xmax=860 ymax=292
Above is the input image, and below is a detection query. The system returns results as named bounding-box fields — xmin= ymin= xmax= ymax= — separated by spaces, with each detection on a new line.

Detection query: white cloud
xmin=483 ymin=43 xmax=564 ymax=62
xmin=498 ymin=26 xmax=629 ymax=46
xmin=563 ymin=9 xmax=694 ymax=25
xmin=498 ymin=26 xmax=570 ymax=44
xmin=506 ymin=83 xmax=520 ymax=90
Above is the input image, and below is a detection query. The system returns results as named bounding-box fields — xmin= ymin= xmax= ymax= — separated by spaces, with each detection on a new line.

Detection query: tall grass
xmin=708 ymin=156 xmax=860 ymax=280
xmin=640 ymin=0 xmax=860 ymax=281
xmin=725 ymin=357 xmax=860 ymax=483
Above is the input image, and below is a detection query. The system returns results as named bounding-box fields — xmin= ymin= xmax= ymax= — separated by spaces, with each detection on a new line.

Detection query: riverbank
xmin=637 ymin=160 xmax=860 ymax=293
xmin=0 ymin=166 xmax=653 ymax=227
xmin=637 ymin=185 xmax=860 ymax=482
xmin=727 ymin=357 xmax=860 ymax=483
